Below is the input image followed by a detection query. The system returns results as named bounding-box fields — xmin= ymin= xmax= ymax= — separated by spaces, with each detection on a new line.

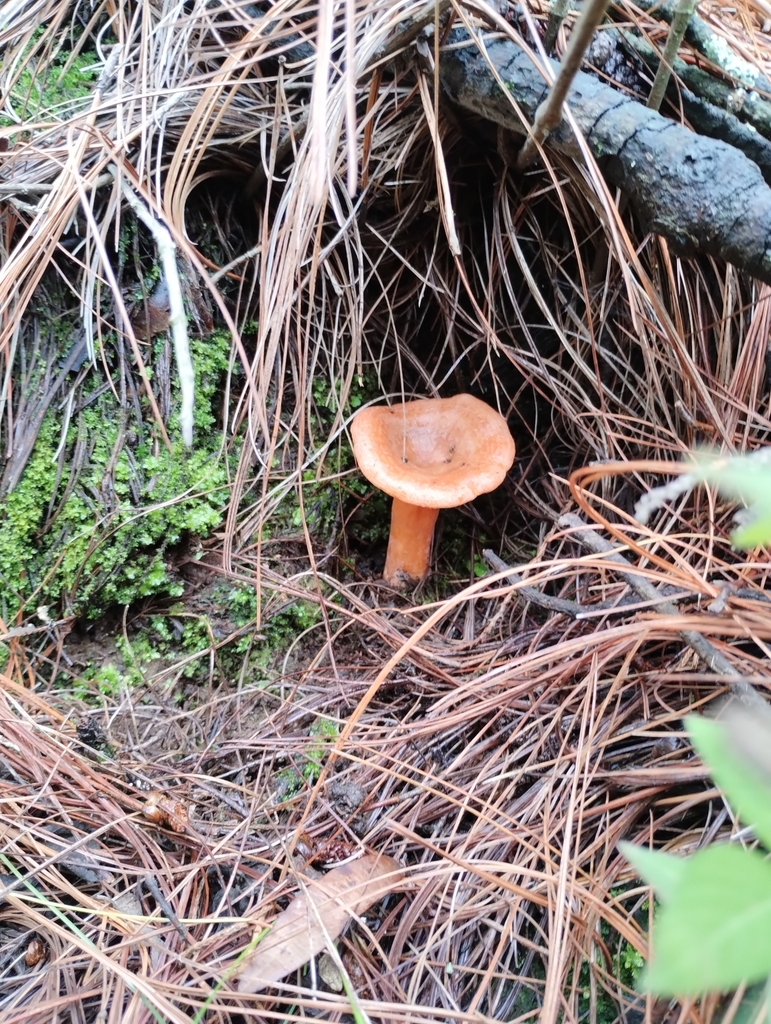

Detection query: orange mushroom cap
xmin=350 ymin=395 xmax=515 ymax=508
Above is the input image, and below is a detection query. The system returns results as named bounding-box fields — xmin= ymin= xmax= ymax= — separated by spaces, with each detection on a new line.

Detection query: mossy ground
xmin=1 ymin=28 xmax=99 ymax=132
xmin=61 ymin=580 xmax=334 ymax=803
xmin=0 ymin=30 xmax=241 ymax=624
xmin=0 ymin=328 xmax=235 ymax=621
xmin=508 ymin=900 xmax=646 ymax=1022
xmin=67 ymin=581 xmax=323 ymax=696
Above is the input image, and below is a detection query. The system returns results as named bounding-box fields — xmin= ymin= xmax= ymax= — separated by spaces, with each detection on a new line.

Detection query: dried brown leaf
xmin=236 ymin=852 xmax=404 ymax=993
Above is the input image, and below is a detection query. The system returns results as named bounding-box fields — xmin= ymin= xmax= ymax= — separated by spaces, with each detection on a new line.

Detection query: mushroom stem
xmin=384 ymin=498 xmax=439 ymax=583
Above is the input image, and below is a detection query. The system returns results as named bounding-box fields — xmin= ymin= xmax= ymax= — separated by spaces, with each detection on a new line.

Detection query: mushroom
xmin=350 ymin=394 xmax=516 ymax=584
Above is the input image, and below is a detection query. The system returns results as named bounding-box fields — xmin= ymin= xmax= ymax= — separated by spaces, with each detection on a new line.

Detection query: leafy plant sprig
xmin=621 ymin=710 xmax=771 ymax=997
xmin=624 ymin=447 xmax=771 ymax=1003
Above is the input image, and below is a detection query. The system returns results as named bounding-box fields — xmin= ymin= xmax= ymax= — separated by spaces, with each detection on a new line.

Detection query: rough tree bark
xmin=439 ymin=28 xmax=771 ymax=284
xmin=618 ymin=30 xmax=771 ymax=164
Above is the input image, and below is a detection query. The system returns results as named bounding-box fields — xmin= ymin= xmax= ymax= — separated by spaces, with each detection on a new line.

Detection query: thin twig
xmin=143 ymin=876 xmax=188 ymax=942
xmin=517 ymin=0 xmax=612 ymax=168
xmin=483 ymin=549 xmax=584 ymax=616
xmin=484 ymin=549 xmax=696 ymax=619
xmin=646 ymin=0 xmax=697 ymax=112
xmin=543 ymin=0 xmax=573 ymax=54
xmin=557 ymin=514 xmax=763 ymax=705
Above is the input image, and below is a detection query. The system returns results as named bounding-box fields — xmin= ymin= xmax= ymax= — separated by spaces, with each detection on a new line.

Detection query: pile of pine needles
xmin=3 ymin=0 xmax=771 ymax=1021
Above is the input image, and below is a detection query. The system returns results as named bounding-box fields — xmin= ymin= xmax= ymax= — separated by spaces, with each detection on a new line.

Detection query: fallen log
xmin=439 ymin=27 xmax=771 ymax=284
xmin=631 ymin=0 xmax=771 ymax=99
xmin=590 ymin=26 xmax=771 ymax=179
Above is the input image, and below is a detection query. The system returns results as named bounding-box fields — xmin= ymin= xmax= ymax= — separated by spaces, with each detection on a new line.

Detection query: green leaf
xmin=690 ymin=450 xmax=771 ymax=548
xmin=691 ymin=451 xmax=771 ymax=508
xmin=687 ymin=713 xmax=771 ymax=851
xmin=731 ymin=511 xmax=771 ymax=549
xmin=640 ymin=845 xmax=771 ymax=996
xmin=618 ymin=842 xmax=686 ymax=903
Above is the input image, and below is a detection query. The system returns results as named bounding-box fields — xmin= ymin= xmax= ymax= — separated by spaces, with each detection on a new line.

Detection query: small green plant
xmin=69 ymin=660 xmax=140 ymax=704
xmin=576 ymin=901 xmax=647 ymax=1022
xmin=87 ymin=663 xmax=125 ymax=698
xmin=618 ymin=940 xmax=645 ymax=980
xmin=218 ymin=583 xmax=258 ymax=626
xmin=622 ymin=710 xmax=771 ymax=998
xmin=503 ymin=919 xmax=645 ymax=1023
xmin=636 ymin=448 xmax=771 ymax=549
xmin=63 ymin=591 xmax=324 ymax=697
xmin=622 ymin=447 xmax=771 ymax=1002
xmin=466 ymin=553 xmax=488 ymax=579
xmin=1 ymin=31 xmax=98 ymax=129
xmin=0 ymin=329 xmax=236 ymax=619
xmin=275 ymin=716 xmax=339 ymax=796
xmin=303 ymin=716 xmax=339 ymax=781
xmin=263 ymin=600 xmax=322 ymax=648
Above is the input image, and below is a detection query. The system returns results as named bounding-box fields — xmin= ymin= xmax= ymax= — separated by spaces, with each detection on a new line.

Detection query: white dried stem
xmin=118 ymin=175 xmax=195 ymax=447
xmin=634 ymin=473 xmax=695 ymax=524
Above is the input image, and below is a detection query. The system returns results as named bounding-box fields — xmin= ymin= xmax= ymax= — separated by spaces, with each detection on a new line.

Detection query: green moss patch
xmin=1 ymin=30 xmax=99 ymax=131
xmin=0 ymin=330 xmax=235 ymax=619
